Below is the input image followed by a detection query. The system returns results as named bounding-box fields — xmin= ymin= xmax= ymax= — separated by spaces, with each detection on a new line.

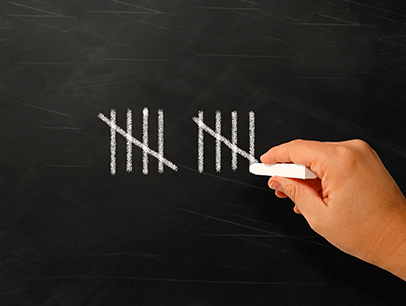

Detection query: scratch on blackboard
xmin=103 ymin=58 xmax=179 ymax=62
xmin=264 ymin=11 xmax=299 ymax=22
xmin=8 ymin=99 xmax=69 ymax=116
xmin=40 ymin=127 xmax=83 ymax=130
xmin=316 ymin=13 xmax=375 ymax=29
xmin=47 ymin=165 xmax=92 ymax=168
xmin=7 ymin=248 xmax=52 ymax=267
xmin=110 ymin=0 xmax=175 ymax=16
xmin=152 ymin=199 xmax=281 ymax=236
xmin=85 ymin=252 xmax=163 ymax=261
xmin=300 ymin=77 xmax=360 ymax=80
xmin=87 ymin=10 xmax=169 ymax=14
xmin=195 ymin=7 xmax=259 ymax=11
xmin=295 ymin=23 xmax=372 ymax=27
xmin=261 ymin=34 xmax=285 ymax=44
xmin=8 ymin=1 xmax=74 ymax=19
xmin=5 ymin=275 xmax=368 ymax=285
xmin=325 ymin=2 xmax=346 ymax=9
xmin=374 ymin=15 xmax=406 ymax=26
xmin=10 ymin=16 xmax=73 ymax=34
xmin=204 ymin=233 xmax=333 ymax=249
xmin=8 ymin=14 xmax=69 ymax=18
xmin=111 ymin=13 xmax=171 ymax=30
xmin=195 ymin=54 xmax=293 ymax=58
xmin=341 ymin=0 xmax=406 ymax=18
xmin=0 ymin=286 xmax=53 ymax=295
xmin=74 ymin=77 xmax=153 ymax=89
xmin=30 ymin=0 xmax=54 ymax=6
xmin=0 ymin=132 xmax=20 ymax=142
xmin=1 ymin=109 xmax=48 ymax=123
xmin=239 ymin=0 xmax=258 ymax=5
xmin=214 ymin=264 xmax=253 ymax=271
xmin=41 ymin=274 xmax=108 ymax=306
xmin=118 ymin=233 xmax=181 ymax=248
xmin=197 ymin=194 xmax=262 ymax=213
xmin=200 ymin=206 xmax=275 ymax=227
xmin=178 ymin=164 xmax=268 ymax=191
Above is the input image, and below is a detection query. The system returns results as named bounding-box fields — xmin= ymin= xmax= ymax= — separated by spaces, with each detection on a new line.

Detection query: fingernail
xmin=270 ymin=181 xmax=283 ymax=192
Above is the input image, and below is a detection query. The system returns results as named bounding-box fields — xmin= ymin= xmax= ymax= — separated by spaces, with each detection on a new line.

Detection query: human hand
xmin=261 ymin=139 xmax=406 ymax=280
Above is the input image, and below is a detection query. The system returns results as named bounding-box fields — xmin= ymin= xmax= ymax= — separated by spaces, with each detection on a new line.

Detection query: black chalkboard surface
xmin=1 ymin=1 xmax=406 ymax=305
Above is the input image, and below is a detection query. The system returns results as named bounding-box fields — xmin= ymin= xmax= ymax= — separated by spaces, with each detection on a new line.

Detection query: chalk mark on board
xmin=193 ymin=111 xmax=257 ymax=173
xmin=98 ymin=109 xmax=178 ymax=175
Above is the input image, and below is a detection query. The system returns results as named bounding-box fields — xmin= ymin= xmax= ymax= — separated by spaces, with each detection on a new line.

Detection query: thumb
xmin=269 ymin=176 xmax=325 ymax=217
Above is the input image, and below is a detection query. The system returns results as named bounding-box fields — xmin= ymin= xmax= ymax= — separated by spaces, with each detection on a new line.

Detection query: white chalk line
xmin=126 ymin=109 xmax=132 ymax=173
xmin=249 ymin=111 xmax=255 ymax=159
xmin=158 ymin=109 xmax=164 ymax=173
xmin=215 ymin=111 xmax=221 ymax=172
xmin=197 ymin=111 xmax=204 ymax=173
xmin=231 ymin=111 xmax=238 ymax=171
xmin=193 ymin=114 xmax=258 ymax=167
xmin=98 ymin=112 xmax=178 ymax=172
xmin=110 ymin=109 xmax=117 ymax=175
xmin=142 ymin=107 xmax=149 ymax=175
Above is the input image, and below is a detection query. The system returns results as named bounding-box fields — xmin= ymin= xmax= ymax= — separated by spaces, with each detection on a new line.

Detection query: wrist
xmin=377 ymin=208 xmax=406 ymax=281
xmin=381 ymin=233 xmax=406 ymax=280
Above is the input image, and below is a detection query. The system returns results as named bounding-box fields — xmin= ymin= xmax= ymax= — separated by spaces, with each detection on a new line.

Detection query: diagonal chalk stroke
xmin=193 ymin=113 xmax=258 ymax=171
xmin=98 ymin=111 xmax=178 ymax=173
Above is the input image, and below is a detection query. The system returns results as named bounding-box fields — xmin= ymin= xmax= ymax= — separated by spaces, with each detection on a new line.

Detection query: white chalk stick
xmin=249 ymin=163 xmax=317 ymax=179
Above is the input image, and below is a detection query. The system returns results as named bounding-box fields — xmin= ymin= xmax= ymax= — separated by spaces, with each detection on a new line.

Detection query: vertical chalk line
xmin=215 ymin=111 xmax=221 ymax=172
xmin=158 ymin=109 xmax=164 ymax=173
xmin=98 ymin=112 xmax=178 ymax=172
xmin=142 ymin=107 xmax=149 ymax=175
xmin=126 ymin=109 xmax=132 ymax=173
xmin=110 ymin=109 xmax=117 ymax=175
xmin=249 ymin=111 xmax=255 ymax=164
xmin=198 ymin=110 xmax=204 ymax=173
xmin=231 ymin=111 xmax=238 ymax=171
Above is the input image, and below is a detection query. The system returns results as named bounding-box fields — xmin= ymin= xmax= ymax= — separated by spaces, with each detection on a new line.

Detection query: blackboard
xmin=1 ymin=1 xmax=406 ymax=305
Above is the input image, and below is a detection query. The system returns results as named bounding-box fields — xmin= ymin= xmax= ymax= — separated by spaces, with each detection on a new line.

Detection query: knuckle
xmin=334 ymin=144 xmax=356 ymax=160
xmin=349 ymin=139 xmax=371 ymax=152
xmin=291 ymin=139 xmax=305 ymax=145
xmin=333 ymin=139 xmax=374 ymax=171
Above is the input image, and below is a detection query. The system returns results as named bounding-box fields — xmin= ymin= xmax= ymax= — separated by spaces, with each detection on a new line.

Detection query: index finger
xmin=260 ymin=139 xmax=335 ymax=178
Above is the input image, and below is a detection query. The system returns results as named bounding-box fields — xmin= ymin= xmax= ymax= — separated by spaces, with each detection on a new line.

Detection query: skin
xmin=260 ymin=139 xmax=406 ymax=281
